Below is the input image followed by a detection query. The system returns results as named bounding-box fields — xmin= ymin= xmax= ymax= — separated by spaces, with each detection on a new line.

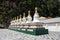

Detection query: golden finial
xmin=35 ymin=7 xmax=37 ymax=13
xmin=28 ymin=10 xmax=30 ymax=16
xmin=23 ymin=13 xmax=25 ymax=17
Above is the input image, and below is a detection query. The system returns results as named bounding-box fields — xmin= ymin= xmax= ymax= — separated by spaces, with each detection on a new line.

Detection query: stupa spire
xmin=28 ymin=10 xmax=30 ymax=16
xmin=35 ymin=7 xmax=38 ymax=13
xmin=23 ymin=13 xmax=25 ymax=17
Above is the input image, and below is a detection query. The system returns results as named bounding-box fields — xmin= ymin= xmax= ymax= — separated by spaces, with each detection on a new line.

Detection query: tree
xmin=0 ymin=0 xmax=59 ymax=27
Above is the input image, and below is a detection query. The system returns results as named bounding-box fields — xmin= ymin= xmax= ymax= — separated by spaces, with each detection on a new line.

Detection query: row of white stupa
xmin=10 ymin=7 xmax=41 ymax=25
xmin=10 ymin=7 xmax=60 ymax=32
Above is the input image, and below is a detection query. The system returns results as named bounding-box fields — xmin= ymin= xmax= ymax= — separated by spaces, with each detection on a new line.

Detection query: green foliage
xmin=0 ymin=0 xmax=60 ymax=24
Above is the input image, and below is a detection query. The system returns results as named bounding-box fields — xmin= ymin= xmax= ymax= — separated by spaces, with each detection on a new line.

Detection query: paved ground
xmin=0 ymin=29 xmax=60 ymax=40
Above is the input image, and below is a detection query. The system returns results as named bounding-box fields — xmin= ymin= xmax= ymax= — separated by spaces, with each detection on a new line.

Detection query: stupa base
xmin=9 ymin=27 xmax=48 ymax=35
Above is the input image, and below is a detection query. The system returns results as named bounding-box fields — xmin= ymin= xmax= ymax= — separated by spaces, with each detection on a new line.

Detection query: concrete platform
xmin=0 ymin=29 xmax=60 ymax=40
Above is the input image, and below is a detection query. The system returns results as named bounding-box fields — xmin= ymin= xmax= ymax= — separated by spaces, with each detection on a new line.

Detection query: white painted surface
xmin=43 ymin=23 xmax=60 ymax=32
xmin=57 ymin=26 xmax=60 ymax=32
xmin=0 ymin=29 xmax=60 ymax=40
xmin=44 ymin=17 xmax=60 ymax=23
xmin=10 ymin=17 xmax=60 ymax=32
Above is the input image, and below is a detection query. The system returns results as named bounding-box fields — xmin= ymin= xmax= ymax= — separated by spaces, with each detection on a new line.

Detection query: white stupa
xmin=16 ymin=16 xmax=21 ymax=27
xmin=22 ymin=13 xmax=26 ymax=24
xmin=19 ymin=15 xmax=22 ymax=24
xmin=33 ymin=7 xmax=40 ymax=23
xmin=14 ymin=17 xmax=17 ymax=27
xmin=16 ymin=16 xmax=19 ymax=24
xmin=10 ymin=17 xmax=16 ymax=28
xmin=26 ymin=10 xmax=32 ymax=23
xmin=12 ymin=18 xmax=15 ymax=25
xmin=32 ymin=7 xmax=44 ymax=28
xmin=14 ymin=17 xmax=16 ymax=25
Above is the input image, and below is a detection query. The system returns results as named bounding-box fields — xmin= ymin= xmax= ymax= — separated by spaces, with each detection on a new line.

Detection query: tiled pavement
xmin=0 ymin=29 xmax=60 ymax=40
